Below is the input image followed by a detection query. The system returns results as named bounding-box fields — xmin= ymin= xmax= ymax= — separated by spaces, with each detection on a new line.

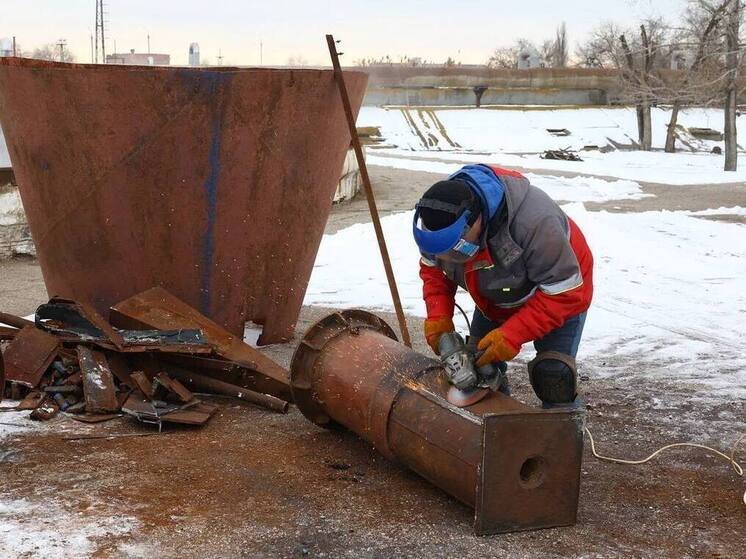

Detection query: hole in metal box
xmin=519 ymin=456 xmax=546 ymax=489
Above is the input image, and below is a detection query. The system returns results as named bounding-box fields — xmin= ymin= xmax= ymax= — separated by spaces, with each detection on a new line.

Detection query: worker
xmin=413 ymin=164 xmax=593 ymax=405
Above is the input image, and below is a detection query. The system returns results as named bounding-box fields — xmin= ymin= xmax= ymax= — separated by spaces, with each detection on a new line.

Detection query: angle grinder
xmin=438 ymin=332 xmax=508 ymax=407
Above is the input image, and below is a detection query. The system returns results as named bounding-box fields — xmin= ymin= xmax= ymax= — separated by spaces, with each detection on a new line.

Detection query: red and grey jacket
xmin=419 ymin=165 xmax=594 ymax=349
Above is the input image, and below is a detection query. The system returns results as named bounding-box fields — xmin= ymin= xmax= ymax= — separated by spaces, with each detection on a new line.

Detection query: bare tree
xmin=487 ymin=45 xmax=519 ymax=69
xmin=553 ymin=22 xmax=569 ymax=67
xmin=286 ymin=54 xmax=308 ymax=67
xmin=32 ymin=43 xmax=75 ymax=62
xmin=663 ymin=1 xmax=730 ymax=153
xmin=575 ymin=22 xmax=625 ymax=68
xmin=724 ymin=0 xmax=741 ymax=170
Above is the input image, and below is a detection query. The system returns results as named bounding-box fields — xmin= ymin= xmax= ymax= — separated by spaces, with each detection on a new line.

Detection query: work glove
xmin=476 ymin=328 xmax=520 ymax=367
xmin=423 ymin=316 xmax=454 ymax=355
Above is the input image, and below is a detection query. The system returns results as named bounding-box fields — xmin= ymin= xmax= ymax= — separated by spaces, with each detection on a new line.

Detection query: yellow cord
xmin=584 ymin=428 xmax=745 ymax=505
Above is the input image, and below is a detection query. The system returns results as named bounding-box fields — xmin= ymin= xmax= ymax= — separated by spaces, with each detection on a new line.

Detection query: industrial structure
xmin=106 ymin=49 xmax=170 ymax=65
xmin=189 ymin=43 xmax=200 ymax=66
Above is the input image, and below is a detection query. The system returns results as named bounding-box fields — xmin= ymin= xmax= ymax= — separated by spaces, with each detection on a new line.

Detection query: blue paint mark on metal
xmin=198 ymin=72 xmax=230 ymax=316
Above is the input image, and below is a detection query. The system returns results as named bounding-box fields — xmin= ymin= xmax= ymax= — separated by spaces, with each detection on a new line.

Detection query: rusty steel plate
xmin=2 ymin=326 xmax=59 ymax=387
xmin=0 ymin=58 xmax=368 ymax=344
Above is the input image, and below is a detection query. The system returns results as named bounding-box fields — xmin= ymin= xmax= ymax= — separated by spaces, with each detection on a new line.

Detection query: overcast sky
xmin=4 ymin=0 xmax=687 ymax=66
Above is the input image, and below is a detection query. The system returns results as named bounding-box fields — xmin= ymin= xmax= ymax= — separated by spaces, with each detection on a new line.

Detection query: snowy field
xmin=0 ymin=130 xmax=9 ymax=168
xmin=305 ymin=106 xmax=746 ymax=401
xmin=358 ymin=106 xmax=746 ymax=185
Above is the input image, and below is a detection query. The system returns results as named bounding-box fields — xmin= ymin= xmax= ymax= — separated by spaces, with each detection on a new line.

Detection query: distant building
xmin=0 ymin=37 xmax=13 ymax=57
xmin=189 ymin=43 xmax=200 ymax=66
xmin=106 ymin=49 xmax=170 ymax=66
xmin=517 ymin=45 xmax=542 ymax=69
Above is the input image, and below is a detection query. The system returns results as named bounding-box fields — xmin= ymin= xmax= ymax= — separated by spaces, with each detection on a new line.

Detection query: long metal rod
xmin=325 ymin=34 xmax=412 ymax=347
xmin=0 ymin=312 xmax=34 ymax=330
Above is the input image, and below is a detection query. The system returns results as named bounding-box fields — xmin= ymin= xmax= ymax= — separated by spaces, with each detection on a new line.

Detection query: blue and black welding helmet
xmin=412 ymin=179 xmax=483 ymax=262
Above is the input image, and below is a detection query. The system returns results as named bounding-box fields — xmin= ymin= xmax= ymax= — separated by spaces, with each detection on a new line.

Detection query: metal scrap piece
xmin=77 ymin=346 xmax=119 ymax=413
xmin=129 ymin=371 xmax=153 ymax=398
xmin=110 ymin=287 xmax=291 ymax=400
xmin=152 ymin=372 xmax=193 ymax=403
xmin=69 ymin=413 xmax=122 ymax=424
xmin=17 ymin=390 xmax=45 ymax=410
xmin=3 ymin=326 xmax=59 ymax=387
xmin=121 ymin=392 xmax=214 ymax=427
xmin=0 ymin=326 xmax=19 ymax=341
xmin=30 ymin=401 xmax=59 ymax=421
xmin=35 ymin=299 xmax=211 ymax=353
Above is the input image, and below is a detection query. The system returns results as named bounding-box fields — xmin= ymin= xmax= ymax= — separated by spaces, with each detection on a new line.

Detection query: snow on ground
xmin=0 ymin=496 xmax=137 ymax=558
xmin=359 ymin=106 xmax=746 ymax=185
xmin=305 ymin=185 xmax=746 ymax=400
xmin=0 ymin=129 xmax=9 ymax=168
xmin=368 ymin=150 xmax=746 ymax=186
xmin=0 ymin=404 xmax=138 ymax=557
xmin=0 ymin=188 xmax=25 ymax=226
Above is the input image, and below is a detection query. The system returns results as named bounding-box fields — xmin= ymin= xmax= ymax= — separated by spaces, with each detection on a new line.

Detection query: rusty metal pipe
xmin=167 ymin=369 xmax=289 ymax=413
xmin=0 ymin=311 xmax=34 ymax=330
xmin=290 ymin=310 xmax=585 ymax=535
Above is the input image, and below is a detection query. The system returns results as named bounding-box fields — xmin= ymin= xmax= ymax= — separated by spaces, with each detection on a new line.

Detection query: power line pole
xmin=147 ymin=34 xmax=151 ymax=54
xmin=56 ymin=38 xmax=67 ymax=62
xmin=12 ymin=36 xmax=16 ymax=57
xmin=95 ymin=0 xmax=106 ymax=63
xmin=260 ymin=40 xmax=263 ymax=65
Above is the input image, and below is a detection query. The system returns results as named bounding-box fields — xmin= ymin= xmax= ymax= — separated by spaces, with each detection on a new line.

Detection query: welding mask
xmin=413 ymin=199 xmax=481 ymax=263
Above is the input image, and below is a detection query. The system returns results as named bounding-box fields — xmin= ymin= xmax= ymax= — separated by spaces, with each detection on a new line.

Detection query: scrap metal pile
xmin=0 ymin=287 xmax=290 ymax=429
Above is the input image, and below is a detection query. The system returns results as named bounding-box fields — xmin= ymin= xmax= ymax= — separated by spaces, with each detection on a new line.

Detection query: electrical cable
xmin=454 ymin=302 xmax=471 ymax=331
xmin=585 ymin=427 xmax=745 ymax=505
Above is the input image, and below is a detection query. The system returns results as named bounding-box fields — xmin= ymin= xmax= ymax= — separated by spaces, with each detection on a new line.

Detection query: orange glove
xmin=476 ymin=328 xmax=520 ymax=366
xmin=423 ymin=317 xmax=454 ymax=354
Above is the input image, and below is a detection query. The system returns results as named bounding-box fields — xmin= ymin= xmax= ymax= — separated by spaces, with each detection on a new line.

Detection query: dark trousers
xmin=469 ymin=309 xmax=587 ymax=358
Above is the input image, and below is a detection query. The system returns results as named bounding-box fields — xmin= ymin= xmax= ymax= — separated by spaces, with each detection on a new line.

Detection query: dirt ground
xmin=1 ymin=165 xmax=744 ymax=558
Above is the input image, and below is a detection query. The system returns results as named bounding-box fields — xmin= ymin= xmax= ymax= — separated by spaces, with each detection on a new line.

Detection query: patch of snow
xmin=0 ymin=188 xmax=25 ymax=226
xmin=366 ymin=154 xmax=651 ymax=202
xmin=367 ymin=150 xmax=746 ymax=186
xmin=358 ymin=106 xmax=731 ymax=154
xmin=0 ymin=496 xmax=138 ymax=558
xmin=359 ymin=105 xmax=746 ymax=185
xmin=0 ymin=128 xmax=9 ymax=168
xmin=688 ymin=206 xmax=746 ymax=216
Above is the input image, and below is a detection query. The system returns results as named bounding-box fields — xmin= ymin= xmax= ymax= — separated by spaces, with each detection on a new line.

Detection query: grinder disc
xmin=446 ymin=385 xmax=490 ymax=408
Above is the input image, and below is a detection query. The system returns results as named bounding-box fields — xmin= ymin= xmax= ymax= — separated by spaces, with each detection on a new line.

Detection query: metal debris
xmin=541 ymin=148 xmax=583 ymax=161
xmin=29 ymin=401 xmax=59 ymax=421
xmin=152 ymin=372 xmax=194 ymax=404
xmin=2 ymin=289 xmax=291 ymax=431
xmin=168 ymin=369 xmax=290 ymax=413
xmin=111 ymin=287 xmax=292 ymax=401
xmin=78 ymin=346 xmax=119 ymax=413
xmin=3 ymin=326 xmax=59 ymax=387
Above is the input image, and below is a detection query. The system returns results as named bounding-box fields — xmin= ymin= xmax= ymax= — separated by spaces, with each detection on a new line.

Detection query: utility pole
xmin=147 ymin=34 xmax=151 ymax=54
xmin=90 ymin=34 xmax=94 ymax=63
xmin=56 ymin=38 xmax=67 ymax=62
xmin=260 ymin=40 xmax=263 ymax=65
xmin=12 ymin=36 xmax=16 ymax=57
xmin=95 ymin=0 xmax=107 ymax=63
